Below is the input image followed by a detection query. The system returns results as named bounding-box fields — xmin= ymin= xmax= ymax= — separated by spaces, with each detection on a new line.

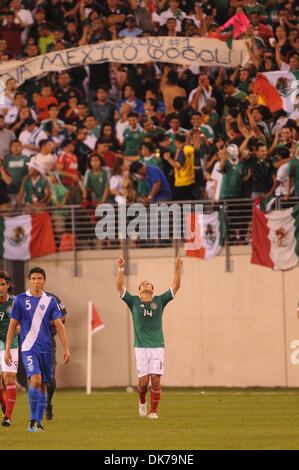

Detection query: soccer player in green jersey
xmin=0 ymin=271 xmax=18 ymax=427
xmin=116 ymin=251 xmax=183 ymax=419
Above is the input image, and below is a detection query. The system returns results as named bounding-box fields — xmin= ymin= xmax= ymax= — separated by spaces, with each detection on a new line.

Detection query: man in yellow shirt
xmin=163 ymin=134 xmax=195 ymax=200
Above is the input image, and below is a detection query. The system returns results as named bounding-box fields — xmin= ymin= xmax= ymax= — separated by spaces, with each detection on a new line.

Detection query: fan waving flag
xmin=253 ymin=71 xmax=299 ymax=114
xmin=185 ymin=210 xmax=227 ymax=260
xmin=251 ymin=199 xmax=299 ymax=270
xmin=0 ymin=212 xmax=56 ymax=260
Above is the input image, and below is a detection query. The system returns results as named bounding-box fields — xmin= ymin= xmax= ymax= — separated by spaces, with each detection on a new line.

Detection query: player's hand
xmin=63 ymin=350 xmax=71 ymax=364
xmin=176 ymin=251 xmax=183 ymax=269
xmin=118 ymin=252 xmax=125 ymax=269
xmin=4 ymin=349 xmax=12 ymax=367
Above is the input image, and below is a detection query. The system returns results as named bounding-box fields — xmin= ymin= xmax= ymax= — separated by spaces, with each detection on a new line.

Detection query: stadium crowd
xmin=0 ymin=0 xmax=299 ymax=245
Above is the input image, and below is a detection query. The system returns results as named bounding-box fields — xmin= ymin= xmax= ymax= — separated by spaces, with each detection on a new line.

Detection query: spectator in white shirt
xmin=29 ymin=139 xmax=57 ymax=175
xmin=19 ymin=118 xmax=48 ymax=157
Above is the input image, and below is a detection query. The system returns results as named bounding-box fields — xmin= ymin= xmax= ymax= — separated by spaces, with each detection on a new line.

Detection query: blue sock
xmin=28 ymin=386 xmax=40 ymax=421
xmin=37 ymin=392 xmax=47 ymax=425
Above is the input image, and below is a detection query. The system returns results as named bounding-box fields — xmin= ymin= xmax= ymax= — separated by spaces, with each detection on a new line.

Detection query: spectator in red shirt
xmin=35 ymin=84 xmax=58 ymax=123
xmin=0 ymin=11 xmax=23 ymax=58
xmin=248 ymin=11 xmax=274 ymax=44
xmin=94 ymin=138 xmax=117 ymax=170
xmin=56 ymin=139 xmax=82 ymax=204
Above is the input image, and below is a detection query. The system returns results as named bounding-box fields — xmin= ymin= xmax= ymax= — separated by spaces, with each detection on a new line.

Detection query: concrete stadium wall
xmin=25 ymin=247 xmax=299 ymax=388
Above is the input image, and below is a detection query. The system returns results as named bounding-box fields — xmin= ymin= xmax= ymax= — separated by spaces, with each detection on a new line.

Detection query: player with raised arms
xmin=4 ymin=267 xmax=71 ymax=432
xmin=116 ymin=251 xmax=183 ymax=419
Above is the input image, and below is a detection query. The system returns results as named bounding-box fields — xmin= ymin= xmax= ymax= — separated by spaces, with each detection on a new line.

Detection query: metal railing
xmin=1 ymin=197 xmax=299 ymax=252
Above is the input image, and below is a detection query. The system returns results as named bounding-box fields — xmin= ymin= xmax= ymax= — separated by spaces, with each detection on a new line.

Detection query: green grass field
xmin=1 ymin=388 xmax=299 ymax=450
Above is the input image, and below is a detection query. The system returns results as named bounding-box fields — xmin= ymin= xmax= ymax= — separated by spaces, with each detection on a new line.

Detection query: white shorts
xmin=0 ymin=348 xmax=18 ymax=374
xmin=134 ymin=347 xmax=164 ymax=378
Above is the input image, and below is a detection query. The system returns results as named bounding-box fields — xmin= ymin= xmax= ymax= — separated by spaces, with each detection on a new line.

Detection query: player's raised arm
xmin=116 ymin=252 xmax=126 ymax=296
xmin=172 ymin=252 xmax=183 ymax=296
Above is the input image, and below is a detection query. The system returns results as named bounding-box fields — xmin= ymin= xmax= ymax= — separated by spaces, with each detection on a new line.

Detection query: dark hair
xmin=62 ymin=138 xmax=73 ymax=148
xmin=0 ymin=271 xmax=13 ymax=293
xmin=88 ymin=153 xmax=104 ymax=168
xmin=39 ymin=139 xmax=50 ymax=149
xmin=142 ymin=141 xmax=155 ymax=153
xmin=138 ymin=281 xmax=154 ymax=291
xmin=129 ymin=161 xmax=143 ymax=174
xmin=29 ymin=267 xmax=46 ymax=279
xmin=128 ymin=112 xmax=139 ymax=119
xmin=48 ymin=103 xmax=58 ymax=111
xmin=174 ymin=134 xmax=186 ymax=143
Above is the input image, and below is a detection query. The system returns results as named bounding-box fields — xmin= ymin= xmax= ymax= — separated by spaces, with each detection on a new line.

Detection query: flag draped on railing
xmin=0 ymin=212 xmax=56 ymax=260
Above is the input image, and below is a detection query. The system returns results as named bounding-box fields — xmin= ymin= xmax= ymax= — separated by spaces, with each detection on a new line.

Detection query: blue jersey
xmin=9 ymin=290 xmax=62 ymax=354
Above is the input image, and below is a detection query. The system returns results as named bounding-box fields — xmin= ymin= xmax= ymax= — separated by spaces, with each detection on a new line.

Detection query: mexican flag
xmin=253 ymin=71 xmax=299 ymax=114
xmin=251 ymin=199 xmax=299 ymax=270
xmin=185 ymin=210 xmax=227 ymax=259
xmin=0 ymin=212 xmax=56 ymax=260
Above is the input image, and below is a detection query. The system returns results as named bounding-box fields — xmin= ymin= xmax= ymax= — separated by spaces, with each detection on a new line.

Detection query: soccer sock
xmin=28 ymin=386 xmax=40 ymax=421
xmin=137 ymin=384 xmax=148 ymax=404
xmin=5 ymin=384 xmax=16 ymax=420
xmin=46 ymin=381 xmax=56 ymax=406
xmin=37 ymin=392 xmax=47 ymax=426
xmin=150 ymin=388 xmax=161 ymax=414
xmin=0 ymin=385 xmax=6 ymax=409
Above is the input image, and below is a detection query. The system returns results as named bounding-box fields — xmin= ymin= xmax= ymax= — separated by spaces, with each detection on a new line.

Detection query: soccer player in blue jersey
xmin=4 ymin=267 xmax=71 ymax=432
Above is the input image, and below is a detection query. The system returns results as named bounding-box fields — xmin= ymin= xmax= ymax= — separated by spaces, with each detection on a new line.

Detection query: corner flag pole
xmin=86 ymin=300 xmax=92 ymax=395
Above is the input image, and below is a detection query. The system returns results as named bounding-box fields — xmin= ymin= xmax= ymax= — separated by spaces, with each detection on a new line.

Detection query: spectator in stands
xmin=4 ymin=140 xmax=29 ymax=207
xmin=83 ymin=154 xmax=109 ymax=204
xmin=247 ymin=142 xmax=276 ymax=199
xmin=165 ymin=115 xmax=188 ymax=154
xmin=188 ymin=73 xmax=213 ymax=113
xmin=54 ymin=72 xmax=83 ymax=119
xmin=0 ymin=115 xmax=15 ymax=159
xmin=89 ymin=85 xmax=115 ymax=127
xmin=163 ymin=134 xmax=195 ymax=200
xmin=19 ymin=117 xmax=48 ymax=157
xmin=35 ymin=84 xmax=58 ymax=123
xmin=118 ymin=14 xmax=143 ymax=37
xmin=0 ymin=11 xmax=23 ymax=58
xmin=159 ymin=66 xmax=186 ymax=115
xmin=72 ymin=127 xmax=91 ymax=176
xmin=56 ymin=139 xmax=82 ymax=205
xmin=17 ymin=162 xmax=50 ymax=211
xmin=123 ymin=112 xmax=145 ymax=157
xmin=30 ymin=139 xmax=57 ymax=175
xmin=115 ymin=84 xmax=144 ymax=119
xmin=129 ymin=161 xmax=172 ymax=203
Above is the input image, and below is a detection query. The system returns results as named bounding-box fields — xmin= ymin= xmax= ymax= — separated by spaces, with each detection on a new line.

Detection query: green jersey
xmin=4 ymin=154 xmax=30 ymax=194
xmin=219 ymin=159 xmax=248 ymax=199
xmin=84 ymin=169 xmax=109 ymax=202
xmin=0 ymin=294 xmax=18 ymax=350
xmin=123 ymin=128 xmax=144 ymax=156
xmin=121 ymin=288 xmax=174 ymax=348
xmin=23 ymin=176 xmax=49 ymax=203
xmin=288 ymin=158 xmax=299 ymax=196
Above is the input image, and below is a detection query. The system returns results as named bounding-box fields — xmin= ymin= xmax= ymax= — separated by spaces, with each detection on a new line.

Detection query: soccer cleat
xmin=1 ymin=416 xmax=11 ymax=427
xmin=147 ymin=412 xmax=158 ymax=419
xmin=45 ymin=404 xmax=53 ymax=420
xmin=37 ymin=424 xmax=45 ymax=432
xmin=1 ymin=405 xmax=6 ymax=418
xmin=139 ymin=402 xmax=147 ymax=417
xmin=28 ymin=419 xmax=37 ymax=432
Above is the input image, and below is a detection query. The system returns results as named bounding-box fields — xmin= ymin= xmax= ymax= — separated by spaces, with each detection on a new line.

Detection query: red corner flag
xmin=86 ymin=301 xmax=104 ymax=394
xmin=90 ymin=302 xmax=104 ymax=334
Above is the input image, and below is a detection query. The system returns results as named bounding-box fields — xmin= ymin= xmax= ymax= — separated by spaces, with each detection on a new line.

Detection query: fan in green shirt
xmin=83 ymin=154 xmax=109 ymax=203
xmin=116 ymin=251 xmax=183 ymax=419
xmin=3 ymin=141 xmax=30 ymax=195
